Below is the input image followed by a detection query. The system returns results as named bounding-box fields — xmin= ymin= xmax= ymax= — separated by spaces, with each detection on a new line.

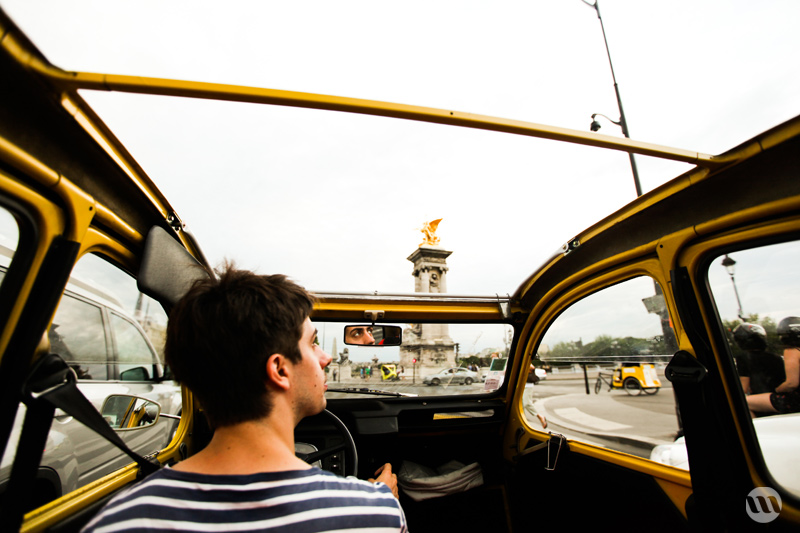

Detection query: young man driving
xmin=344 ymin=325 xmax=375 ymax=345
xmin=83 ymin=266 xmax=406 ymax=532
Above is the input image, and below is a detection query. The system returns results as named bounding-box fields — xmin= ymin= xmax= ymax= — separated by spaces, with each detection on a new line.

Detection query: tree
xmin=544 ymin=333 xmax=667 ymax=366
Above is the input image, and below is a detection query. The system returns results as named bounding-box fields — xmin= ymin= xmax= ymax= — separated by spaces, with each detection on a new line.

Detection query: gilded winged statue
xmin=419 ymin=218 xmax=442 ymax=246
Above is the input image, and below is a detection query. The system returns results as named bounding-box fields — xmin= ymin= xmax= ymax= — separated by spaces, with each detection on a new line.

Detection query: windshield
xmin=320 ymin=321 xmax=509 ymax=398
xmin=3 ymin=1 xmax=798 ymax=294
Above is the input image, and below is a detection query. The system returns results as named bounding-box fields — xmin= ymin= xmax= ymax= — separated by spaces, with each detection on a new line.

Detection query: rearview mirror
xmin=101 ymin=394 xmax=162 ymax=430
xmin=344 ymin=325 xmax=402 ymax=346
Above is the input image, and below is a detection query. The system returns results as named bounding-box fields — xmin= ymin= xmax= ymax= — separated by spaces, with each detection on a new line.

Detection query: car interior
xmin=1 ymin=6 xmax=800 ymax=532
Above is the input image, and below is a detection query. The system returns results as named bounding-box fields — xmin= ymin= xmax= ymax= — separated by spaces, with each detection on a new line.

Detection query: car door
xmin=47 ymin=290 xmax=116 ymax=492
xmin=49 ymin=266 xmax=176 ymax=495
xmin=504 ymin=117 xmax=800 ymax=531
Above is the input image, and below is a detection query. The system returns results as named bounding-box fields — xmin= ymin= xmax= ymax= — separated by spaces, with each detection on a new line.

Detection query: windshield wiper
xmin=326 ymin=387 xmax=418 ymax=397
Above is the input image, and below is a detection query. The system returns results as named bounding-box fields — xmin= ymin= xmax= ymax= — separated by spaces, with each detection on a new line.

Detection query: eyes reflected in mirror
xmin=102 ymin=394 xmax=161 ymax=430
xmin=344 ymin=325 xmax=402 ymax=346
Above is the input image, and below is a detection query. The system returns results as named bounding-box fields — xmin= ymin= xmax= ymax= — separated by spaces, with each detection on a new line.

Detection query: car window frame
xmin=679 ymin=229 xmax=800 ymax=498
xmin=515 ymin=259 xmax=689 ymax=477
xmin=0 ymin=175 xmax=75 ymax=471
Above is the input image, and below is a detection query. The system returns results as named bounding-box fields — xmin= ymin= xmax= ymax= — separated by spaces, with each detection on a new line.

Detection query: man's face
xmin=293 ymin=317 xmax=333 ymax=419
xmin=345 ymin=326 xmax=375 ymax=345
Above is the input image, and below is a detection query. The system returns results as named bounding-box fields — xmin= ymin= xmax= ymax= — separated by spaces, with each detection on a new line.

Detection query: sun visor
xmin=137 ymin=226 xmax=210 ymax=309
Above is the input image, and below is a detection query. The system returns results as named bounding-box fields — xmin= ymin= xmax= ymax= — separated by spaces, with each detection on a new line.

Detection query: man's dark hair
xmin=165 ymin=265 xmax=314 ymax=428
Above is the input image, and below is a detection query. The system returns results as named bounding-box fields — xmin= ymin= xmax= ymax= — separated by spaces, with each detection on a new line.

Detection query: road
xmin=328 ymin=371 xmax=681 ymax=460
xmin=528 ymin=378 xmax=680 ymax=459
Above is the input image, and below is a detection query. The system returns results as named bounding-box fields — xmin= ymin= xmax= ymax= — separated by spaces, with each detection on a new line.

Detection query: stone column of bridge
xmin=399 ymin=244 xmax=456 ymax=370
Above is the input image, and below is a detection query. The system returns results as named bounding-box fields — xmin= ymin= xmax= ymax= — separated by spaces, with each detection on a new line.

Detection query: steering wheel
xmin=294 ymin=409 xmax=358 ymax=477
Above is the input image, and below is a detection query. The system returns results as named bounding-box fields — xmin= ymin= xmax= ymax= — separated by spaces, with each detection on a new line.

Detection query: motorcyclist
xmin=732 ymin=322 xmax=785 ymax=394
xmin=746 ymin=317 xmax=800 ymax=417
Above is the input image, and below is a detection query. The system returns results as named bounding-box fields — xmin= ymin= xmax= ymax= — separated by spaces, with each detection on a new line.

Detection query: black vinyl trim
xmin=670 ymin=266 xmax=751 ymax=531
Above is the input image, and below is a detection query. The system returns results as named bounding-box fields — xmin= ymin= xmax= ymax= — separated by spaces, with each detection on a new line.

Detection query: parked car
xmin=423 ymin=367 xmax=478 ymax=386
xmin=0 ymin=261 xmax=181 ymax=510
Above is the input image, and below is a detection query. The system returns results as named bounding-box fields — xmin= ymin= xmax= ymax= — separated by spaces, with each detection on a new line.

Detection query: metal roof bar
xmin=5 ymin=33 xmax=720 ymax=168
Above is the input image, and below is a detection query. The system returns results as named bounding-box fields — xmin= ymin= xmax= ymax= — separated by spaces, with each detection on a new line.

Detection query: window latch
xmin=517 ymin=432 xmax=568 ymax=471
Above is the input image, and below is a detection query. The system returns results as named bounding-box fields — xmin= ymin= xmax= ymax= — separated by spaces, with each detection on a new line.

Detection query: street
xmin=328 ymin=370 xmax=682 ymax=461
xmin=528 ymin=378 xmax=680 ymax=459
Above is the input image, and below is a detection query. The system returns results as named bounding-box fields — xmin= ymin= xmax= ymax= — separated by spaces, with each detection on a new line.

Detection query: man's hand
xmin=368 ymin=463 xmax=399 ymax=499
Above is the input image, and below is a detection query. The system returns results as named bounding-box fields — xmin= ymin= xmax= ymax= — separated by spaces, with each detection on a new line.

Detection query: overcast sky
xmin=3 ymin=1 xmax=799 ymax=298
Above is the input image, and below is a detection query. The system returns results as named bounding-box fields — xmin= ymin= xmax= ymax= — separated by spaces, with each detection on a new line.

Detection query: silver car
xmin=423 ymin=367 xmax=479 ymax=386
xmin=0 ymin=265 xmax=181 ymax=509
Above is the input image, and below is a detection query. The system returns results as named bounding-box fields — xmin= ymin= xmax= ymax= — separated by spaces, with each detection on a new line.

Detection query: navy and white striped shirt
xmin=82 ymin=467 xmax=408 ymax=533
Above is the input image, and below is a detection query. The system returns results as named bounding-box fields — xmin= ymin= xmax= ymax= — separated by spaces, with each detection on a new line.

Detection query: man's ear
xmin=265 ymin=353 xmax=292 ymax=391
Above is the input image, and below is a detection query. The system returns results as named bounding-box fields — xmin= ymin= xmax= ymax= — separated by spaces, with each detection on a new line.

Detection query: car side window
xmin=0 ymin=205 xmax=18 ymax=280
xmin=49 ymin=294 xmax=109 ymax=380
xmin=707 ymin=240 xmax=800 ymax=497
xmin=111 ymin=313 xmax=159 ymax=380
xmin=50 ymin=250 xmax=169 ymax=382
xmin=70 ymin=253 xmax=168 ymax=366
xmin=536 ymin=276 xmax=683 ymax=466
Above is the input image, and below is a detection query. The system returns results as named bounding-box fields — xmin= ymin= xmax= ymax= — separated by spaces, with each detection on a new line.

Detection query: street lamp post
xmin=721 ymin=254 xmax=745 ymax=320
xmin=582 ymin=0 xmax=643 ymax=198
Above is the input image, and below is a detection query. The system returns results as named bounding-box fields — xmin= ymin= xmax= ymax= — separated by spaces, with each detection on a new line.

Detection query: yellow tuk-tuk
xmin=380 ymin=364 xmax=400 ymax=381
xmin=595 ymin=363 xmax=661 ymax=396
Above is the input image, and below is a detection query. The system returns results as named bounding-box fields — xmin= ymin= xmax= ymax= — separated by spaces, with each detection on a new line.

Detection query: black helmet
xmin=732 ymin=323 xmax=767 ymax=351
xmin=777 ymin=317 xmax=800 ymax=348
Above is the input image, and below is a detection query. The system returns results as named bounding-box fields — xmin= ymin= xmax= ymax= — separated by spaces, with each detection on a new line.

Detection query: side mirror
xmin=120 ymin=366 xmax=150 ymax=381
xmin=343 ymin=325 xmax=402 ymax=346
xmin=101 ymin=394 xmax=162 ymax=430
